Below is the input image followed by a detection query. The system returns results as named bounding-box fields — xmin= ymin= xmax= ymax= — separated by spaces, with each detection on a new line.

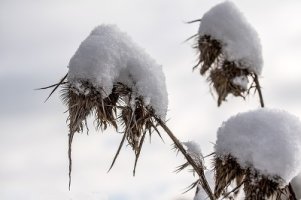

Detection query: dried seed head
xmin=209 ymin=61 xmax=250 ymax=106
xmin=55 ymin=78 xmax=164 ymax=188
xmin=194 ymin=34 xmax=261 ymax=106
xmin=196 ymin=35 xmax=222 ymax=75
xmin=244 ymin=170 xmax=282 ymax=200
xmin=214 ymin=154 xmax=295 ymax=200
xmin=61 ymin=81 xmax=118 ymax=133
xmin=214 ymin=155 xmax=244 ymax=198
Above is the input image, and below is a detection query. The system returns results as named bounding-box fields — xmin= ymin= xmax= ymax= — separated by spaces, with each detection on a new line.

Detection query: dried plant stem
xmin=254 ymin=74 xmax=264 ymax=108
xmin=221 ymin=180 xmax=244 ymax=200
xmin=43 ymin=73 xmax=68 ymax=102
xmin=68 ymin=131 xmax=75 ymax=190
xmin=289 ymin=183 xmax=297 ymax=200
xmin=133 ymin=130 xmax=147 ymax=176
xmin=108 ymin=132 xmax=127 ymax=172
xmin=186 ymin=19 xmax=202 ymax=24
xmin=155 ymin=117 xmax=215 ymax=200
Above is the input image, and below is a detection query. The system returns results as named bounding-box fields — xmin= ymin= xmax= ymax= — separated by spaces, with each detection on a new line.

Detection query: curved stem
xmin=254 ymin=74 xmax=264 ymax=108
xmin=155 ymin=117 xmax=215 ymax=200
xmin=68 ymin=131 xmax=75 ymax=191
xmin=289 ymin=183 xmax=298 ymax=200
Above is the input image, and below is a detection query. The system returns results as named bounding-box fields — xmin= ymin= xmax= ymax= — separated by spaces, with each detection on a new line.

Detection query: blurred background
xmin=1 ymin=0 xmax=301 ymax=199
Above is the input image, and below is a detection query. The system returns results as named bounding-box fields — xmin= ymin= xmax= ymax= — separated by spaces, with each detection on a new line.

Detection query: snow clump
xmin=198 ymin=1 xmax=263 ymax=74
xmin=215 ymin=108 xmax=301 ymax=184
xmin=67 ymin=24 xmax=168 ymax=118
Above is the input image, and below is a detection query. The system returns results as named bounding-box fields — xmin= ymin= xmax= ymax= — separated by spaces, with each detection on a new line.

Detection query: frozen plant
xmin=191 ymin=1 xmax=264 ymax=106
xmin=194 ymin=170 xmax=237 ymax=200
xmin=214 ymin=108 xmax=301 ymax=199
xmin=40 ymin=1 xmax=300 ymax=200
xmin=42 ymin=24 xmax=169 ymax=189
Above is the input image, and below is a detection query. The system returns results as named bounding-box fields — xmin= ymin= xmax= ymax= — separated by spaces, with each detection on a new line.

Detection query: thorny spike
xmin=40 ymin=73 xmax=68 ymax=102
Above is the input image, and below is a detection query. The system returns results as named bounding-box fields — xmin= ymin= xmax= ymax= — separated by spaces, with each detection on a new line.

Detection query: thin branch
xmin=186 ymin=19 xmax=202 ymax=24
xmin=39 ymin=73 xmax=68 ymax=102
xmin=184 ymin=33 xmax=199 ymax=43
xmin=133 ymin=130 xmax=147 ymax=176
xmin=68 ymin=131 xmax=75 ymax=191
xmin=107 ymin=130 xmax=127 ymax=172
xmin=221 ymin=180 xmax=244 ymax=200
xmin=288 ymin=183 xmax=298 ymax=200
xmin=182 ymin=179 xmax=200 ymax=194
xmin=155 ymin=117 xmax=215 ymax=200
xmin=108 ymin=112 xmax=134 ymax=172
xmin=35 ymin=81 xmax=67 ymax=90
xmin=254 ymin=74 xmax=264 ymax=108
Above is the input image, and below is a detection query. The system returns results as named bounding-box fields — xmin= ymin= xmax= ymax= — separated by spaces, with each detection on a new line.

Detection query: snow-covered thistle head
xmin=193 ymin=1 xmax=263 ymax=106
xmin=214 ymin=108 xmax=301 ymax=199
xmin=49 ymin=24 xmax=168 ymax=188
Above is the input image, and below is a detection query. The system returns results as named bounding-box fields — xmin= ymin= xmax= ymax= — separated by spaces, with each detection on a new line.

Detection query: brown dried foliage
xmin=214 ymin=154 xmax=296 ymax=200
xmin=214 ymin=155 xmax=244 ymax=199
xmin=194 ymin=35 xmax=222 ymax=75
xmin=210 ymin=61 xmax=249 ymax=106
xmin=57 ymin=79 xmax=162 ymax=189
xmin=193 ymin=35 xmax=262 ymax=107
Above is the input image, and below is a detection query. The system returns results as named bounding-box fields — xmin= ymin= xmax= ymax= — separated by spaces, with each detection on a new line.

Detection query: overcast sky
xmin=1 ymin=0 xmax=301 ymax=199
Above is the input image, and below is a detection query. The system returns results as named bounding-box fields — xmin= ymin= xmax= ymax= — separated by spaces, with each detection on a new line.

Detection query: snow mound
xmin=292 ymin=172 xmax=301 ymax=199
xmin=67 ymin=24 xmax=168 ymax=118
xmin=215 ymin=108 xmax=301 ymax=184
xmin=183 ymin=141 xmax=202 ymax=158
xmin=198 ymin=1 xmax=263 ymax=74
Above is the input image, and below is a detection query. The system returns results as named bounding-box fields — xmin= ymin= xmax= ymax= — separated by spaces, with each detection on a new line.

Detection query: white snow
xmin=67 ymin=24 xmax=168 ymax=118
xmin=183 ymin=141 xmax=202 ymax=158
xmin=215 ymin=108 xmax=301 ymax=184
xmin=198 ymin=1 xmax=263 ymax=75
xmin=232 ymin=75 xmax=249 ymax=90
xmin=292 ymin=172 xmax=301 ymax=199
xmin=183 ymin=141 xmax=203 ymax=168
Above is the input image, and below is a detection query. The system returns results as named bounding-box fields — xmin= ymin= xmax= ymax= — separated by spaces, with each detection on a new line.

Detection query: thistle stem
xmin=155 ymin=117 xmax=215 ymax=200
xmin=289 ymin=183 xmax=298 ymax=200
xmin=254 ymin=74 xmax=264 ymax=108
xmin=68 ymin=131 xmax=74 ymax=191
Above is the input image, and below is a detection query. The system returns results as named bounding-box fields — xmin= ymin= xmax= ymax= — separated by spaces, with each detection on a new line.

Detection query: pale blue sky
xmin=1 ymin=0 xmax=301 ymax=199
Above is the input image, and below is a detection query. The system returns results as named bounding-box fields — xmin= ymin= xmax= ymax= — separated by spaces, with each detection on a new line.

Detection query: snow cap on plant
xmin=193 ymin=1 xmax=263 ymax=106
xmin=291 ymin=173 xmax=301 ymax=199
xmin=214 ymin=108 xmax=301 ymax=199
xmin=49 ymin=24 xmax=168 ymax=188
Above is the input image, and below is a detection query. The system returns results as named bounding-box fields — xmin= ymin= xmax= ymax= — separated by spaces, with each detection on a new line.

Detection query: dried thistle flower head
xmin=42 ymin=24 xmax=168 ymax=189
xmin=57 ymin=77 xmax=164 ymax=189
xmin=213 ymin=155 xmax=244 ymax=199
xmin=194 ymin=35 xmax=222 ymax=75
xmin=192 ymin=1 xmax=264 ymax=106
xmin=214 ymin=155 xmax=296 ymax=200
xmin=209 ymin=60 xmax=250 ymax=106
xmin=214 ymin=109 xmax=301 ymax=199
xmin=194 ymin=34 xmax=263 ymax=106
xmin=61 ymin=80 xmax=119 ymax=134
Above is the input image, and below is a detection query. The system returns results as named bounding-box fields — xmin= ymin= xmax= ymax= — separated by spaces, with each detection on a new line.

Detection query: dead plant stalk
xmin=155 ymin=117 xmax=215 ymax=200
